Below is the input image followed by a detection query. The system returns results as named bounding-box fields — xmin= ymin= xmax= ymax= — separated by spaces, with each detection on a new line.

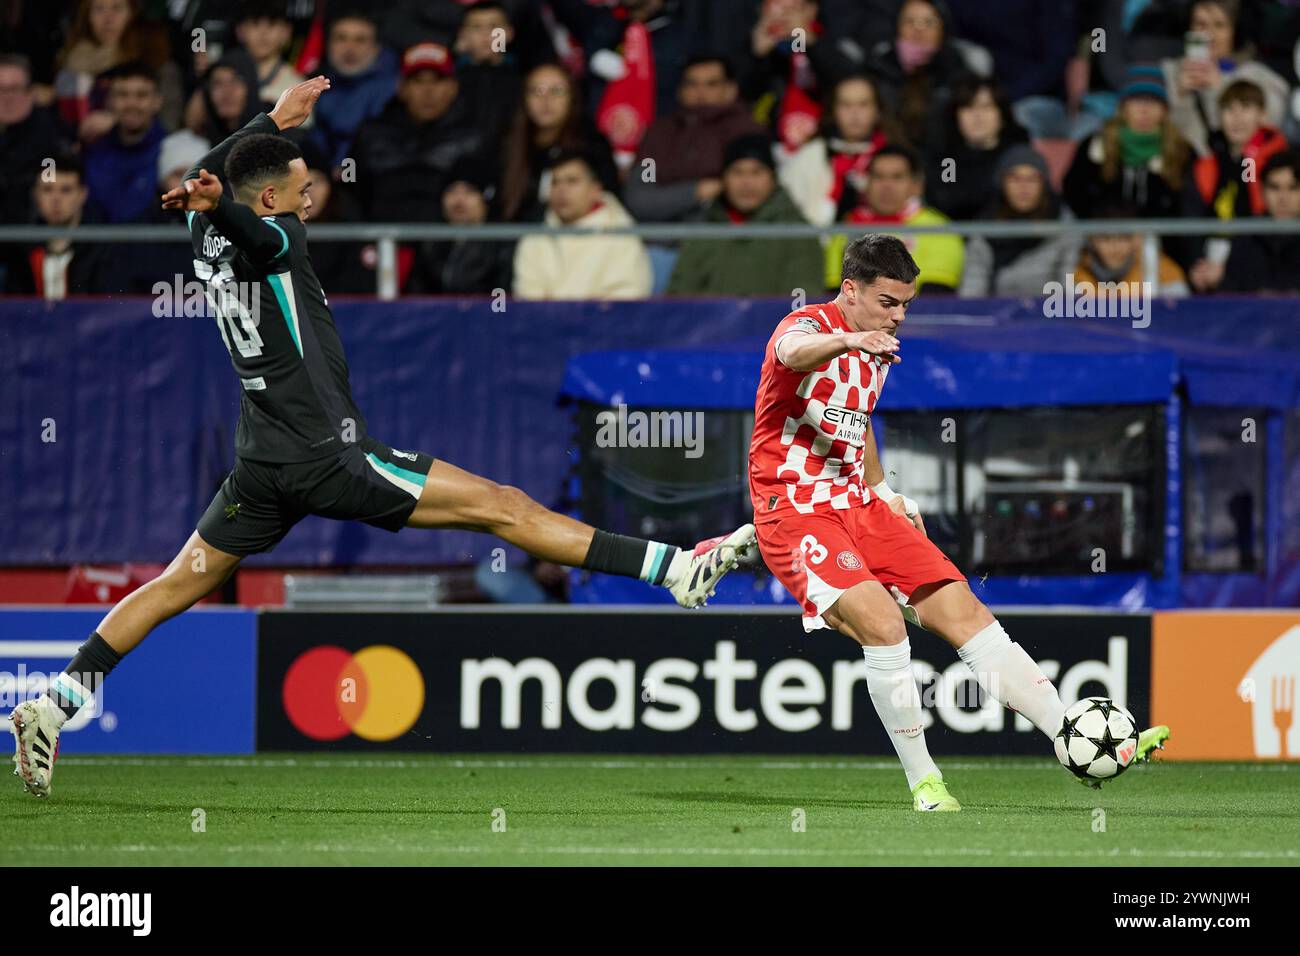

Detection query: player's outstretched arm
xmin=173 ymin=77 xmax=331 ymax=193
xmin=161 ymin=167 xmax=292 ymax=265
xmin=777 ymin=329 xmax=901 ymax=372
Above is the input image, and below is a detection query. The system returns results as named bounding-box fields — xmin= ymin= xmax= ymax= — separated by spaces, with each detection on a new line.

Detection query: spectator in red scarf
xmin=746 ymin=0 xmax=862 ymax=153
xmin=830 ymin=143 xmax=964 ymax=292
xmin=779 ymin=73 xmax=897 ymax=226
xmin=623 ymin=54 xmax=763 ymax=222
xmin=1185 ymin=79 xmax=1291 ymax=293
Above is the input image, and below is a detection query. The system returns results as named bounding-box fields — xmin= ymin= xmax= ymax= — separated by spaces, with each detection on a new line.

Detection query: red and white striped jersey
xmin=749 ymin=300 xmax=891 ymax=522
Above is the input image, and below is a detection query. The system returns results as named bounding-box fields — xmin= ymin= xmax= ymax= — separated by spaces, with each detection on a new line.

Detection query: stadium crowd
xmin=2 ymin=0 xmax=1300 ymax=298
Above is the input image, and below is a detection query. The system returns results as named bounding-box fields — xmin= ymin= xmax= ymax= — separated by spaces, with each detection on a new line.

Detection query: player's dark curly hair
xmin=225 ymin=134 xmax=303 ymax=197
xmin=841 ymin=234 xmax=920 ymax=286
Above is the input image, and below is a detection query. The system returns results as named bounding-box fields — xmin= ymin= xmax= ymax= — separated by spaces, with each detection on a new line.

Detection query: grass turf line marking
xmin=7 ymin=843 xmax=1299 ymax=862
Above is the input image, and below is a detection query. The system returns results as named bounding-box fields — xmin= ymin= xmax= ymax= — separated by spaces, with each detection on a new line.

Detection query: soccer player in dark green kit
xmin=11 ymin=77 xmax=755 ymax=797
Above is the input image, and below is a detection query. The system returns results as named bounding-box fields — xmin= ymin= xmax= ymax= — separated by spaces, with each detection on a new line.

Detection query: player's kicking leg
xmin=11 ymin=532 xmax=241 ymax=797
xmin=822 ymin=582 xmax=961 ymax=812
xmin=909 ymin=580 xmax=1170 ymax=782
xmin=403 ymin=459 xmax=755 ymax=608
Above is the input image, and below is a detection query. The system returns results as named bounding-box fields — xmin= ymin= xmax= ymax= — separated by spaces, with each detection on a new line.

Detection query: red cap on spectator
xmin=401 ymin=42 xmax=454 ymax=80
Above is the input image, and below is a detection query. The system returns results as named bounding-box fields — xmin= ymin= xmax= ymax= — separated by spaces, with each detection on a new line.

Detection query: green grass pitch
xmin=2 ymin=754 xmax=1295 ymax=866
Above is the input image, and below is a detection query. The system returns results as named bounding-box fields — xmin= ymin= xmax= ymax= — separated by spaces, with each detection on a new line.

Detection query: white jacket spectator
xmin=513 ymin=153 xmax=652 ymax=300
xmin=778 ymin=75 xmax=893 ymax=228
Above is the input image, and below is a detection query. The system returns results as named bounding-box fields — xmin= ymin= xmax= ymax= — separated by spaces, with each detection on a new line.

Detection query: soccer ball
xmin=1054 ymin=697 xmax=1139 ymax=784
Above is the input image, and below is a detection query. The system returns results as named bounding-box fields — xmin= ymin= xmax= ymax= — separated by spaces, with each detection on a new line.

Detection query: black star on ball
xmin=1084 ymin=698 xmax=1116 ymax=720
xmin=1088 ymin=722 xmax=1124 ymax=763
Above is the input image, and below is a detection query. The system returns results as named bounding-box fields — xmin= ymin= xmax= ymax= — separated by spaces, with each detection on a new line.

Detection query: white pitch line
xmin=3 ymin=843 xmax=1297 ymax=862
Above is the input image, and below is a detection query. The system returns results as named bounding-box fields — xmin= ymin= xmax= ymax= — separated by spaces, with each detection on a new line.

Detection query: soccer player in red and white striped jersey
xmin=750 ymin=235 xmax=1080 ymax=811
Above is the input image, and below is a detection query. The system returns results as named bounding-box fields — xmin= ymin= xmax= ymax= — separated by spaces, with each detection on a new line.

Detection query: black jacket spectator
xmin=863 ymin=0 xmax=976 ymax=155
xmin=926 ymin=79 xmax=1028 ymax=221
xmin=1219 ymin=233 xmax=1300 ymax=293
xmin=349 ymin=97 xmax=487 ymax=222
xmin=0 ymin=102 xmax=72 ymax=224
xmin=406 ymin=239 xmax=514 ymax=294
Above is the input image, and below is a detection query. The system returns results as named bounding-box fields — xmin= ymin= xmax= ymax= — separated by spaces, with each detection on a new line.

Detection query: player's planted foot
xmin=1135 ymin=725 xmax=1170 ymax=763
xmin=10 ymin=697 xmax=63 ymax=798
xmin=911 ymin=773 xmax=961 ymax=812
xmin=665 ymin=524 xmax=757 ymax=608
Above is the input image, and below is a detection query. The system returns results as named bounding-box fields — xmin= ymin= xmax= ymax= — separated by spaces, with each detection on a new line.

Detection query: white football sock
xmin=862 ymin=639 xmax=940 ymax=790
xmin=957 ymin=621 xmax=1066 ymax=739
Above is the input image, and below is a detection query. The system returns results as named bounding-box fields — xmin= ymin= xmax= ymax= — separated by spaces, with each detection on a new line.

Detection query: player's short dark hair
xmin=841 ymin=234 xmax=920 ymax=286
xmin=547 ymin=149 xmax=598 ymax=179
xmin=683 ymin=53 xmax=735 ymax=82
xmin=1262 ymin=148 xmax=1300 ymax=184
xmin=101 ymin=60 xmax=159 ymax=88
xmin=226 ymin=133 xmax=303 ymax=195
xmin=868 ymin=143 xmax=921 ymax=176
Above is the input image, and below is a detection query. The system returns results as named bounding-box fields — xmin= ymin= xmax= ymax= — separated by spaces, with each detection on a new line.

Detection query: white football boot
xmin=666 ymin=523 xmax=758 ymax=608
xmin=10 ymin=696 xmax=64 ymax=798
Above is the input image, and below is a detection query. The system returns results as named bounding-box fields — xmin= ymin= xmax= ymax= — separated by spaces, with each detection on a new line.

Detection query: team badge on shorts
xmin=837 ymin=550 xmax=863 ymax=571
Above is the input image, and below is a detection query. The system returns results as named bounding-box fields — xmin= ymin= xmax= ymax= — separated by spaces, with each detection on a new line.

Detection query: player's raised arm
xmin=168 ymin=76 xmax=330 ymax=200
xmin=776 ymin=329 xmax=901 ymax=372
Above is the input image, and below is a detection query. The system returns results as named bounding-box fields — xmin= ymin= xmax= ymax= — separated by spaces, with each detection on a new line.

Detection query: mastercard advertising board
xmin=257 ymin=609 xmax=1151 ymax=753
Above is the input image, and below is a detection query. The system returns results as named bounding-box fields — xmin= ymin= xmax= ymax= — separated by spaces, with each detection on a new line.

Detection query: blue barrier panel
xmin=0 ymin=608 xmax=255 ymax=753
xmin=3 ymin=296 xmax=1298 ymax=573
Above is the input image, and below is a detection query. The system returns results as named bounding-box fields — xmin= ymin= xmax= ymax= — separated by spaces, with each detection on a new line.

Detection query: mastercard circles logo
xmin=282 ymin=645 xmax=425 ymax=742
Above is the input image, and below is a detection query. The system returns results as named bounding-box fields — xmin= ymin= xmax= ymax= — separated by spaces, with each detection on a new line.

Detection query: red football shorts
xmin=757 ymin=496 xmax=966 ymax=632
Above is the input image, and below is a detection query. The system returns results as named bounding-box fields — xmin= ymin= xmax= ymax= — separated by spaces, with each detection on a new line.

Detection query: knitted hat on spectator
xmin=1119 ymin=65 xmax=1166 ymax=104
xmin=993 ymin=144 xmax=1051 ymax=187
xmin=402 ymin=42 xmax=455 ymax=79
xmin=722 ymin=133 xmax=776 ymax=173
xmin=157 ymin=130 xmax=211 ymax=183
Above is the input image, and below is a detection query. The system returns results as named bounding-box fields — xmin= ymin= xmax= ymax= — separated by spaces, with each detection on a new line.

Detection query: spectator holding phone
xmin=1160 ymin=0 xmax=1289 ymax=156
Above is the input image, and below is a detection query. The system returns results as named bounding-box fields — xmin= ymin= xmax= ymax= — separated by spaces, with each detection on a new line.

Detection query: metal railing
xmin=2 ymin=217 xmax=1296 ymax=300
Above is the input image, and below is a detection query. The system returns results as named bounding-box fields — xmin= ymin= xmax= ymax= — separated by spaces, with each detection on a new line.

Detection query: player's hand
xmin=268 ymin=75 xmax=331 ymax=130
xmin=161 ymin=168 xmax=223 ymax=212
xmin=886 ymin=493 xmax=926 ymax=534
xmin=845 ymin=329 xmax=901 ymax=364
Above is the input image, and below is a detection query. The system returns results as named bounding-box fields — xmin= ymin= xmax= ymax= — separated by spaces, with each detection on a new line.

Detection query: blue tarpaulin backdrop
xmin=2 ymin=296 xmax=1298 ymax=607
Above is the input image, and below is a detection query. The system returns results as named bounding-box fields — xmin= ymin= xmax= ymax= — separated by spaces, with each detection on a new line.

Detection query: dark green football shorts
xmin=196 ymin=436 xmax=435 ymax=556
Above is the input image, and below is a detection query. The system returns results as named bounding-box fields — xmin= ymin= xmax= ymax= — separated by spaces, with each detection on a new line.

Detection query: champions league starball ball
xmin=1054 ymin=697 xmax=1140 ymax=784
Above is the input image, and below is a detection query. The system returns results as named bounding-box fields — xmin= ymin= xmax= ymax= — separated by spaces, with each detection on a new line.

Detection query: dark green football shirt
xmin=186 ymin=114 xmax=367 ymax=463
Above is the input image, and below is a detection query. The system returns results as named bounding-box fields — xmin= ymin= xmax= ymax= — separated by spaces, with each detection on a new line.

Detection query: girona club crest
xmin=837 ymin=551 xmax=863 ymax=571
